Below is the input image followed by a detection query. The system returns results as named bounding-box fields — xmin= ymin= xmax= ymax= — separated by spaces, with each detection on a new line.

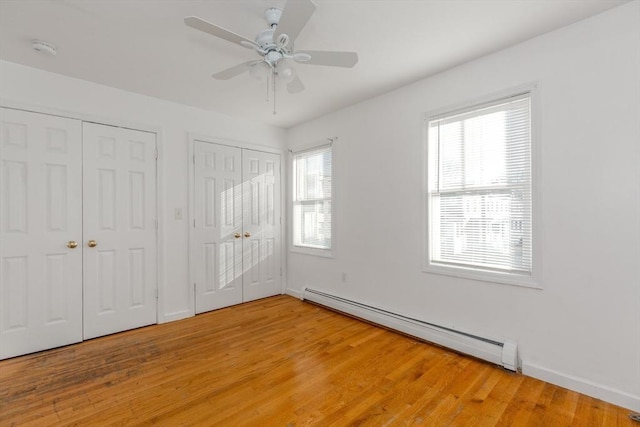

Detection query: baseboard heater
xmin=301 ymin=287 xmax=518 ymax=371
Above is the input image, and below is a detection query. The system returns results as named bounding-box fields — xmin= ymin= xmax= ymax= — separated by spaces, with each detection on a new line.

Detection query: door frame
xmin=0 ymin=99 xmax=165 ymax=323
xmin=187 ymin=133 xmax=287 ymax=316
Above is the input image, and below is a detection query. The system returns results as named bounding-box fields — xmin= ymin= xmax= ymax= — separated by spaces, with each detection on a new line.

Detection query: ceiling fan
xmin=184 ymin=0 xmax=358 ymax=113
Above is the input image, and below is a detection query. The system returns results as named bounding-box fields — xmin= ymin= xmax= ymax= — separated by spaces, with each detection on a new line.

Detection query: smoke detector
xmin=32 ymin=39 xmax=56 ymax=56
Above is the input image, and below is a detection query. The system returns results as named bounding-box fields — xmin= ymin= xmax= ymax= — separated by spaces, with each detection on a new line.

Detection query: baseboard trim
xmin=162 ymin=310 xmax=193 ymax=323
xmin=522 ymin=361 xmax=640 ymax=411
xmin=285 ymin=288 xmax=303 ymax=299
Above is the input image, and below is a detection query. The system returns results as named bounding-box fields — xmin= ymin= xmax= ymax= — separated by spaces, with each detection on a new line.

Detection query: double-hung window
xmin=425 ymin=91 xmax=534 ymax=284
xmin=292 ymin=145 xmax=332 ymax=254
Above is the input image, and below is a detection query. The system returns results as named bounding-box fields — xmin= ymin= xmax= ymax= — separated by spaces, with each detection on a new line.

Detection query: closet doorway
xmin=191 ymin=140 xmax=281 ymax=314
xmin=0 ymin=108 xmax=158 ymax=359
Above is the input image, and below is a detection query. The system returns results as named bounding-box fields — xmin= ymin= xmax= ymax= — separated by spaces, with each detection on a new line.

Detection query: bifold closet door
xmin=82 ymin=123 xmax=157 ymax=340
xmin=242 ymin=150 xmax=281 ymax=302
xmin=193 ymin=141 xmax=243 ymax=313
xmin=193 ymin=141 xmax=281 ymax=314
xmin=0 ymin=108 xmax=83 ymax=359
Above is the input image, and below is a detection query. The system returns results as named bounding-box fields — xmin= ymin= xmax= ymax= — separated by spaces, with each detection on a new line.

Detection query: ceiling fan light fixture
xmin=265 ymin=50 xmax=284 ymax=65
xmin=276 ymin=61 xmax=295 ymax=82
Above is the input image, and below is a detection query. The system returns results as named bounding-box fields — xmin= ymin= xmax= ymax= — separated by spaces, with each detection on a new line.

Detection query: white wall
xmin=0 ymin=60 xmax=286 ymax=322
xmin=286 ymin=2 xmax=640 ymax=411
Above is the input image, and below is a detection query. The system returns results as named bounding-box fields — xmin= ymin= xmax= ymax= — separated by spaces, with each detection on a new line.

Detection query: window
xmin=425 ymin=91 xmax=534 ymax=284
xmin=292 ymin=145 xmax=332 ymax=253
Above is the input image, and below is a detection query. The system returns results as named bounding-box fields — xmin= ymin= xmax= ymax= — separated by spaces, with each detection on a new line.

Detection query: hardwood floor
xmin=0 ymin=295 xmax=634 ymax=426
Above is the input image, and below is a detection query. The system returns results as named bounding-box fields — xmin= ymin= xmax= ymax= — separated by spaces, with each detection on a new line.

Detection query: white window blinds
xmin=293 ymin=145 xmax=332 ymax=250
xmin=427 ymin=92 xmax=532 ymax=275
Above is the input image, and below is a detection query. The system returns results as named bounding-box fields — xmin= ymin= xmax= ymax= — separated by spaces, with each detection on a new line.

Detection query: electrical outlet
xmin=174 ymin=208 xmax=183 ymax=220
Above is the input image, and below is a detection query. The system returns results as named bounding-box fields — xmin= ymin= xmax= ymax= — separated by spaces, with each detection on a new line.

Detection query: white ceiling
xmin=0 ymin=0 xmax=628 ymax=128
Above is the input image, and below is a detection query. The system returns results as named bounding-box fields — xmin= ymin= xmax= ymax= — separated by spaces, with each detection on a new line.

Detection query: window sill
xmin=290 ymin=245 xmax=333 ymax=259
xmin=422 ymin=262 xmax=541 ymax=289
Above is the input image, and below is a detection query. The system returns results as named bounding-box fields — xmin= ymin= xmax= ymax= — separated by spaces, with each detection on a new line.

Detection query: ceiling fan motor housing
xmin=255 ymin=25 xmax=291 ymax=66
xmin=255 ymin=29 xmax=276 ymax=50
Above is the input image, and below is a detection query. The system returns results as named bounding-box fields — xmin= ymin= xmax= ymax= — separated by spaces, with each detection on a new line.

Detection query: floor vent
xmin=302 ymin=287 xmax=518 ymax=371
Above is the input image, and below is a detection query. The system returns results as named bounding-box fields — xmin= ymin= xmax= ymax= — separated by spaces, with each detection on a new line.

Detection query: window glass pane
xmin=293 ymin=146 xmax=332 ymax=251
xmin=295 ymin=150 xmax=332 ymax=201
xmin=463 ymin=111 xmax=507 ymax=187
xmin=293 ymin=200 xmax=332 ymax=249
xmin=432 ymin=192 xmax=531 ymax=273
xmin=439 ymin=121 xmax=464 ymax=190
xmin=428 ymin=93 xmax=532 ymax=275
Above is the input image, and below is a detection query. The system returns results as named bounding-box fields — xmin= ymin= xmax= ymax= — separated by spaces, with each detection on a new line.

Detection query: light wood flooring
xmin=0 ymin=295 xmax=635 ymax=426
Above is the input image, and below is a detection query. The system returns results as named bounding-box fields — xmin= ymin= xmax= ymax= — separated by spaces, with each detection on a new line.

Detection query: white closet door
xmin=193 ymin=141 xmax=243 ymax=313
xmin=82 ymin=123 xmax=157 ymax=340
xmin=0 ymin=108 xmax=83 ymax=359
xmin=192 ymin=142 xmax=281 ymax=313
xmin=242 ymin=150 xmax=281 ymax=302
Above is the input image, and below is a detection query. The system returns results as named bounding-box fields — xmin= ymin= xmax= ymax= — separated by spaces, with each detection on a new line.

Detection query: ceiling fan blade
xmin=295 ymin=50 xmax=359 ymax=68
xmin=185 ymin=16 xmax=257 ymax=49
xmin=212 ymin=60 xmax=262 ymax=80
xmin=287 ymin=75 xmax=305 ymax=94
xmin=274 ymin=0 xmax=316 ymax=46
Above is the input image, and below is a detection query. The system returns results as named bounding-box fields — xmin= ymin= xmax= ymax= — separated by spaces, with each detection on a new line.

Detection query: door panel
xmin=0 ymin=108 xmax=83 ymax=359
xmin=82 ymin=123 xmax=157 ymax=340
xmin=242 ymin=150 xmax=281 ymax=302
xmin=194 ymin=141 xmax=243 ymax=313
xmin=193 ymin=141 xmax=281 ymax=313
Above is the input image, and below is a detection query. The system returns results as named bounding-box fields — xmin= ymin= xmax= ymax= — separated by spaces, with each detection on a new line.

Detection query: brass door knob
xmin=66 ymin=241 xmax=78 ymax=249
xmin=244 ymin=232 xmax=251 ymax=238
xmin=87 ymin=240 xmax=98 ymax=248
xmin=234 ymin=233 xmax=241 ymax=239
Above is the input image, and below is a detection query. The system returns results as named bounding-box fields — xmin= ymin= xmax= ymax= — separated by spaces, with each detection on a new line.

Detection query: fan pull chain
xmin=265 ymin=66 xmax=270 ymax=102
xmin=272 ymin=66 xmax=277 ymax=115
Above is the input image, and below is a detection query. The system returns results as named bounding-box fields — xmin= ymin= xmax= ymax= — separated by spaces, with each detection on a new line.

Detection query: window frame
xmin=422 ymin=85 xmax=541 ymax=288
xmin=290 ymin=142 xmax=334 ymax=258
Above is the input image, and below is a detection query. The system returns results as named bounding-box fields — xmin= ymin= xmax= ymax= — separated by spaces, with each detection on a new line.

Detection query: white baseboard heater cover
xmin=302 ymin=287 xmax=518 ymax=371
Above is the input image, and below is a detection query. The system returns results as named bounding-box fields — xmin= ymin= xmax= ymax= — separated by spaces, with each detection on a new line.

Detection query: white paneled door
xmin=242 ymin=149 xmax=281 ymax=302
xmin=0 ymin=111 xmax=157 ymax=358
xmin=82 ymin=123 xmax=157 ymax=340
xmin=193 ymin=141 xmax=281 ymax=314
xmin=193 ymin=142 xmax=243 ymax=312
xmin=0 ymin=108 xmax=83 ymax=359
